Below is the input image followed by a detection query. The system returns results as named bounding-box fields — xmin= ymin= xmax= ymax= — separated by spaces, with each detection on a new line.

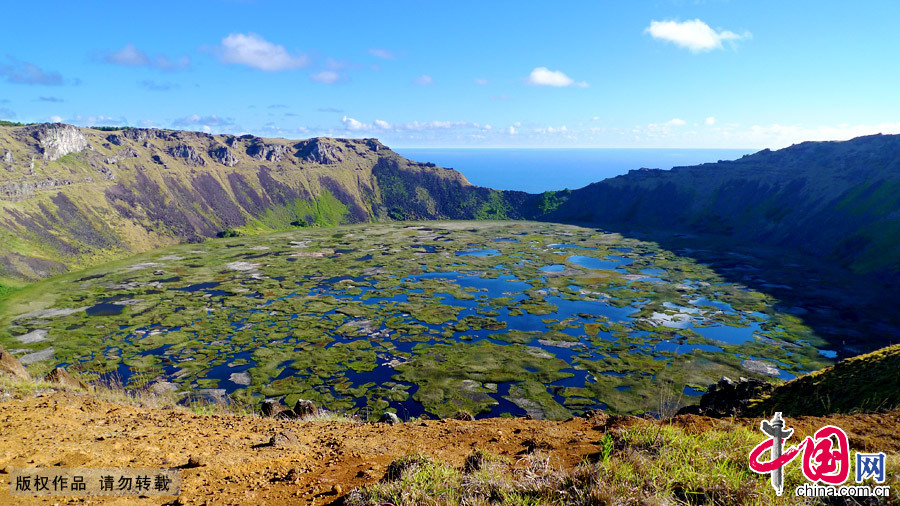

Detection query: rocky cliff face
xmin=539 ymin=134 xmax=900 ymax=277
xmin=0 ymin=124 xmax=516 ymax=281
xmin=3 ymin=124 xmax=900 ymax=286
xmin=34 ymin=124 xmax=91 ymax=161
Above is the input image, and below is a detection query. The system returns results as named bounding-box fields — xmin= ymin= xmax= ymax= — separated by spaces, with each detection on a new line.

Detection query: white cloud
xmin=667 ymin=118 xmax=686 ymax=126
xmin=368 ymin=48 xmax=395 ymax=60
xmin=525 ymin=67 xmax=588 ymax=87
xmin=338 ymin=117 xmax=480 ymax=134
xmin=48 ymin=115 xmax=63 ymax=123
xmin=474 ymin=78 xmax=489 ymax=85
xmin=397 ymin=120 xmax=468 ymax=131
xmin=534 ymin=125 xmax=568 ymax=134
xmin=412 ymin=74 xmax=434 ymax=86
xmin=219 ymin=33 xmax=309 ymax=71
xmin=705 ymin=116 xmax=716 ymax=126
xmin=507 ymin=126 xmax=518 ymax=135
xmin=645 ymin=19 xmax=750 ymax=53
xmin=311 ymin=70 xmax=341 ymax=84
xmin=341 ymin=116 xmax=367 ymax=131
xmin=103 ymin=44 xmax=189 ymax=71
xmin=173 ymin=114 xmax=234 ymax=127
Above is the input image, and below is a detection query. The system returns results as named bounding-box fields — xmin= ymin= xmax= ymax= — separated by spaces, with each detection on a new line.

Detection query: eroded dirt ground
xmin=1 ymin=391 xmax=898 ymax=505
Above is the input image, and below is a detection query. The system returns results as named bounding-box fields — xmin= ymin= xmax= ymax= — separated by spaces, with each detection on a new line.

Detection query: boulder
xmin=0 ymin=345 xmax=30 ymax=381
xmin=379 ymin=411 xmax=401 ymax=425
xmin=293 ymin=399 xmax=318 ymax=419
xmin=44 ymin=367 xmax=86 ymax=389
xmin=453 ymin=410 xmax=475 ymax=421
xmin=260 ymin=399 xmax=285 ymax=417
xmin=269 ymin=430 xmax=299 ymax=448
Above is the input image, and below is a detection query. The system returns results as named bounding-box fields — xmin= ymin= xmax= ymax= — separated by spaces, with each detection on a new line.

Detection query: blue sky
xmin=1 ymin=0 xmax=898 ymax=148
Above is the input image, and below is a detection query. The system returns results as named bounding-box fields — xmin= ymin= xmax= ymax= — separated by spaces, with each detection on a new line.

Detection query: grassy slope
xmin=747 ymin=343 xmax=900 ymax=417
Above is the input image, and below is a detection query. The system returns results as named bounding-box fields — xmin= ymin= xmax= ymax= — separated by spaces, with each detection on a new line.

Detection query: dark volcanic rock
xmin=260 ymin=399 xmax=285 ymax=417
xmin=209 ymin=145 xmax=239 ymax=167
xmin=293 ymin=399 xmax=318 ymax=419
xmin=677 ymin=376 xmax=775 ymax=417
xmin=379 ymin=412 xmax=401 ymax=425
xmin=247 ymin=142 xmax=291 ymax=162
xmin=295 ymin=138 xmax=343 ymax=165
xmin=168 ymin=144 xmax=207 ymax=166
xmin=453 ymin=411 xmax=475 ymax=421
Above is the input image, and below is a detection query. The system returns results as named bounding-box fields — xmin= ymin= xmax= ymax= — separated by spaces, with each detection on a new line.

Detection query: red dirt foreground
xmin=1 ymin=390 xmax=898 ymax=505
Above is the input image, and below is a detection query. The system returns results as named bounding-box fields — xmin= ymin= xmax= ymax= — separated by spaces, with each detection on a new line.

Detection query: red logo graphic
xmin=748 ymin=412 xmax=851 ymax=495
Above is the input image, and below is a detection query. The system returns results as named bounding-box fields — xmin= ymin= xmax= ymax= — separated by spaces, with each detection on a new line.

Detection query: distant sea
xmin=394 ymin=148 xmax=753 ymax=194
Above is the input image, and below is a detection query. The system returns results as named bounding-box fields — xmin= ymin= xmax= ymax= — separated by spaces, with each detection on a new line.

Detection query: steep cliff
xmin=540 ymin=134 xmax=900 ymax=277
xmin=0 ymin=124 xmax=520 ymax=281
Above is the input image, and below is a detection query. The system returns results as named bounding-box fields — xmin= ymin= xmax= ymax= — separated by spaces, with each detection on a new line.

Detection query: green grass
xmin=748 ymin=343 xmax=900 ymax=416
xmin=346 ymin=421 xmax=882 ymax=505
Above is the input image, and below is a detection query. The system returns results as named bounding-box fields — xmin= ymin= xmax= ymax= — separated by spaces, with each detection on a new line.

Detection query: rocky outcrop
xmin=379 ymin=411 xmax=401 ymax=425
xmin=33 ymin=124 xmax=90 ymax=161
xmin=292 ymin=399 xmax=318 ymax=418
xmin=44 ymin=367 xmax=87 ymax=390
xmin=0 ymin=177 xmax=78 ymax=200
xmin=209 ymin=146 xmax=239 ymax=167
xmin=0 ymin=344 xmax=30 ymax=381
xmin=3 ymin=151 xmax=12 ymax=164
xmin=168 ymin=144 xmax=206 ymax=166
xmin=105 ymin=148 xmax=139 ymax=164
xmin=260 ymin=398 xmax=285 ymax=417
xmin=296 ymin=138 xmax=343 ymax=165
xmin=677 ymin=376 xmax=774 ymax=417
xmin=247 ymin=141 xmax=291 ymax=162
xmin=453 ymin=411 xmax=475 ymax=421
xmin=121 ymin=128 xmax=174 ymax=143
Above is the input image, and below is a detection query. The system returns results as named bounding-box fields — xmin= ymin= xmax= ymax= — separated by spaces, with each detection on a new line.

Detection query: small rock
xmin=453 ymin=410 xmax=474 ymax=421
xmin=44 ymin=367 xmax=86 ymax=390
xmin=269 ymin=430 xmax=299 ymax=448
xmin=379 ymin=412 xmax=401 ymax=425
xmin=332 ymin=484 xmax=343 ymax=495
xmin=186 ymin=455 xmax=204 ymax=468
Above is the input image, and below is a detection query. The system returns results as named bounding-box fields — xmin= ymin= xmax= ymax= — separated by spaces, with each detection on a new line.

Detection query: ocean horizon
xmin=395 ymin=148 xmax=753 ymax=193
